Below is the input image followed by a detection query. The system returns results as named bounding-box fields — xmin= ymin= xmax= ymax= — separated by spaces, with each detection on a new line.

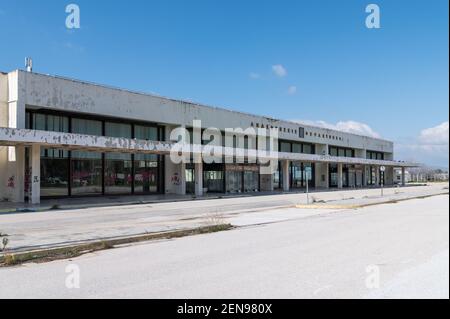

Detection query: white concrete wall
xmin=19 ymin=71 xmax=394 ymax=153
xmin=0 ymin=72 xmax=26 ymax=202
xmin=164 ymin=125 xmax=186 ymax=195
xmin=0 ymin=73 xmax=8 ymax=200
xmin=315 ymin=163 xmax=329 ymax=188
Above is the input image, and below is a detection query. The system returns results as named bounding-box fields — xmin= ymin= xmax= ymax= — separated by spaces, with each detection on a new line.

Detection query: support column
xmin=10 ymin=145 xmax=25 ymax=203
xmin=194 ymin=163 xmax=203 ymax=196
xmin=260 ymin=174 xmax=274 ymax=192
xmin=179 ymin=162 xmax=186 ymax=195
xmin=282 ymin=160 xmax=290 ymax=192
xmin=30 ymin=145 xmax=41 ymax=204
xmin=401 ymin=167 xmax=406 ymax=186
xmin=337 ymin=163 xmax=343 ymax=189
xmin=363 ymin=165 xmax=368 ymax=187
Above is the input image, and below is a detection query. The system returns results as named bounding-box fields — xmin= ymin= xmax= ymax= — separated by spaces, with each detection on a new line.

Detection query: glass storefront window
xmin=40 ymin=149 xmax=69 ymax=197
xmin=226 ymin=166 xmax=243 ymax=193
xmin=105 ymin=153 xmax=132 ymax=194
xmin=329 ymin=164 xmax=338 ymax=187
xmin=105 ymin=122 xmax=132 ymax=138
xmin=303 ymin=144 xmax=312 ymax=154
xmin=71 ymin=151 xmax=103 ymax=195
xmin=292 ymin=143 xmax=301 ymax=153
xmin=330 ymin=147 xmax=338 ymax=157
xmin=32 ymin=113 xmax=69 ymax=132
xmin=280 ymin=142 xmax=291 ymax=153
xmin=72 ymin=118 xmax=102 ymax=136
xmin=243 ymin=170 xmax=258 ymax=192
xmin=185 ymin=166 xmax=195 ymax=194
xmin=26 ymin=111 xmax=167 ymax=198
xmin=204 ymin=170 xmax=224 ymax=193
xmin=135 ymin=125 xmax=158 ymax=141
xmin=273 ymin=163 xmax=280 ymax=189
xmin=134 ymin=154 xmax=159 ymax=193
xmin=292 ymin=163 xmax=302 ymax=188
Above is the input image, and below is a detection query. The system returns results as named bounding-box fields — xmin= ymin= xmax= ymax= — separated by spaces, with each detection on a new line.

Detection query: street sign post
xmin=380 ymin=166 xmax=386 ymax=197
xmin=305 ymin=166 xmax=312 ymax=204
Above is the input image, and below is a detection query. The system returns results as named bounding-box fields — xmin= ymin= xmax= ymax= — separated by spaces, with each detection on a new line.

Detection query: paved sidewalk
xmin=0 ymin=184 xmax=432 ymax=213
xmin=0 ymin=183 xmax=447 ymax=253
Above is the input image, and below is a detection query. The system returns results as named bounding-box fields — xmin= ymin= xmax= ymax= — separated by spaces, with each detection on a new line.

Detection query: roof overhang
xmin=0 ymin=128 xmax=418 ymax=168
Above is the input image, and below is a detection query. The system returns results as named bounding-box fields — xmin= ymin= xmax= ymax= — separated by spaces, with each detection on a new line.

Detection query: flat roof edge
xmin=17 ymin=69 xmax=393 ymax=144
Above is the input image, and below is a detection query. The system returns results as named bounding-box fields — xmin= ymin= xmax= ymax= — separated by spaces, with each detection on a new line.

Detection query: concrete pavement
xmin=0 ymin=194 xmax=447 ymax=299
xmin=0 ymin=183 xmax=447 ymax=253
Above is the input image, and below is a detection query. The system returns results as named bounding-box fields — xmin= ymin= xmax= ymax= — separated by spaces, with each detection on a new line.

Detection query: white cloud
xmin=287 ymin=86 xmax=297 ymax=95
xmin=395 ymin=121 xmax=449 ymax=168
xmin=418 ymin=121 xmax=449 ymax=145
xmin=272 ymin=64 xmax=287 ymax=78
xmin=249 ymin=72 xmax=261 ymax=79
xmin=294 ymin=120 xmax=381 ymax=138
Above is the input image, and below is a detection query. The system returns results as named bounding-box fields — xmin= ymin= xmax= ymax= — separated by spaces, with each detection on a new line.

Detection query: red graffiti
xmin=7 ymin=176 xmax=15 ymax=188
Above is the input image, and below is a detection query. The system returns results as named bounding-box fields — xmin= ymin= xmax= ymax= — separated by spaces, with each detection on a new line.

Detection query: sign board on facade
xmin=305 ymin=166 xmax=312 ymax=180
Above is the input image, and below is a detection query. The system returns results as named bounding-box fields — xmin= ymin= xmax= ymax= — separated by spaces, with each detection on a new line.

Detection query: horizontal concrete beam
xmin=0 ymin=127 xmax=418 ymax=167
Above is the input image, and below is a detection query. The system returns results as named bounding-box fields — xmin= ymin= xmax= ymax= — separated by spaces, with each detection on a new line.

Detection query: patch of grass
xmin=0 ymin=224 xmax=233 ymax=267
xmin=204 ymin=212 xmax=226 ymax=227
xmin=3 ymin=254 xmax=17 ymax=266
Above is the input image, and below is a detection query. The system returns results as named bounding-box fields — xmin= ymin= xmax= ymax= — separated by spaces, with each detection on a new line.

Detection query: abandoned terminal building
xmin=0 ymin=69 xmax=415 ymax=204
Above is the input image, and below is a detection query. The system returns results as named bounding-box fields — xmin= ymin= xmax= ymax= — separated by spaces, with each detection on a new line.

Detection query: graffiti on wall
xmin=7 ymin=176 xmax=15 ymax=188
xmin=171 ymin=173 xmax=180 ymax=186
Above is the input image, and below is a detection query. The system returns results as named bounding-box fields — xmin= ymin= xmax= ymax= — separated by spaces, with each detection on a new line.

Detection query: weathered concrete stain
xmin=0 ymin=127 xmax=417 ymax=167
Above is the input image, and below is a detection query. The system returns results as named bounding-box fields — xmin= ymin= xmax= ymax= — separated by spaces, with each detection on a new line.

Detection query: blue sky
xmin=0 ymin=0 xmax=448 ymax=167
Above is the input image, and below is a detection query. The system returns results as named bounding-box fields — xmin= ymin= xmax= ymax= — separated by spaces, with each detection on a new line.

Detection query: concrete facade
xmin=0 ymin=70 xmax=416 ymax=204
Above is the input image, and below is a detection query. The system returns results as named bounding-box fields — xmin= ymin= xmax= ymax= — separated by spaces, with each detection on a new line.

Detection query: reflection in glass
xmin=292 ymin=143 xmax=301 ymax=153
xmin=40 ymin=149 xmax=69 ymax=196
xmin=330 ymin=147 xmax=338 ymax=157
xmin=33 ymin=113 xmax=69 ymax=132
xmin=134 ymin=154 xmax=158 ymax=193
xmin=303 ymin=144 xmax=312 ymax=154
xmin=329 ymin=164 xmax=338 ymax=187
xmin=105 ymin=122 xmax=132 ymax=138
xmin=243 ymin=170 xmax=258 ymax=192
xmin=292 ymin=163 xmax=302 ymax=188
xmin=72 ymin=118 xmax=102 ymax=136
xmin=280 ymin=142 xmax=291 ymax=153
xmin=71 ymin=151 xmax=103 ymax=195
xmin=105 ymin=153 xmax=132 ymax=194
xmin=135 ymin=125 xmax=158 ymax=141
xmin=226 ymin=169 xmax=242 ymax=193
xmin=273 ymin=163 xmax=280 ymax=188
xmin=204 ymin=170 xmax=224 ymax=193
xmin=185 ymin=166 xmax=195 ymax=194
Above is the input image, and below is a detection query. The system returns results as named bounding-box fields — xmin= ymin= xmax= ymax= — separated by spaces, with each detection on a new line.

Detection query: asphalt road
xmin=1 ymin=183 xmax=447 ymax=252
xmin=0 ymin=195 xmax=448 ymax=299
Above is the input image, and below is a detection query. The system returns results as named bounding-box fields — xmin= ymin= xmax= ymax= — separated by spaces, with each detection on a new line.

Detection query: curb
xmin=0 ymin=224 xmax=233 ymax=267
xmin=295 ymin=192 xmax=449 ymax=210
